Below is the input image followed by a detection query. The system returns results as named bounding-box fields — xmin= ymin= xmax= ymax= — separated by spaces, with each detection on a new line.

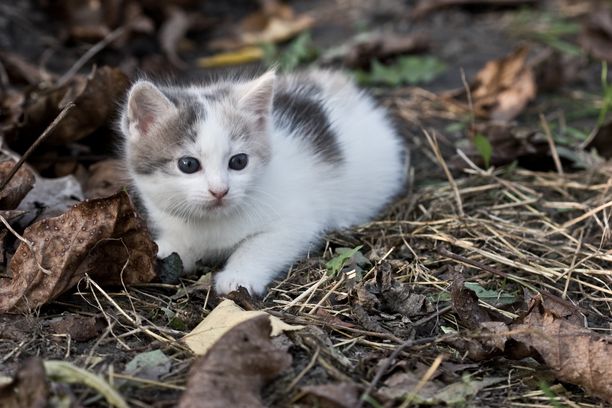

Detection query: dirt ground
xmin=0 ymin=0 xmax=611 ymax=407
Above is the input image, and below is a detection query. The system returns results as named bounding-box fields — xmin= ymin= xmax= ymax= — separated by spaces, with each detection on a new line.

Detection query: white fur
xmin=124 ymin=70 xmax=406 ymax=295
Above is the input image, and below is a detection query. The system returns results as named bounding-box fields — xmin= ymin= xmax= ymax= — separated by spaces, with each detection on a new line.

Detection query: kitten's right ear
xmin=125 ymin=81 xmax=176 ymax=139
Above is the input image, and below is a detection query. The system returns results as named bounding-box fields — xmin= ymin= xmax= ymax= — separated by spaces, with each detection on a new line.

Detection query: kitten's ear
xmin=125 ymin=81 xmax=176 ymax=139
xmin=238 ymin=71 xmax=276 ymax=123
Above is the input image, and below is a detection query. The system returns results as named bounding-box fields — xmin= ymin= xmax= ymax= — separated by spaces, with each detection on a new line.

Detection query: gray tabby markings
xmin=272 ymin=92 xmax=343 ymax=163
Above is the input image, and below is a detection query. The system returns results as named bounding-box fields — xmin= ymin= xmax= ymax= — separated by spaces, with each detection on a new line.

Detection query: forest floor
xmin=0 ymin=0 xmax=611 ymax=407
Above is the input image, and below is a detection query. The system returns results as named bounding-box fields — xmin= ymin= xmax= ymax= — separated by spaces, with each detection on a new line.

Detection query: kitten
xmin=120 ymin=69 xmax=407 ymax=295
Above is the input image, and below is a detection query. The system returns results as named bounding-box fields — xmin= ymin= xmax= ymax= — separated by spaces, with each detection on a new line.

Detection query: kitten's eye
xmin=178 ymin=156 xmax=201 ymax=174
xmin=229 ymin=153 xmax=248 ymax=171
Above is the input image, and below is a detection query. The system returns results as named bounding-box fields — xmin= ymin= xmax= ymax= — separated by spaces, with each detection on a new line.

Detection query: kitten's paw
xmin=214 ymin=269 xmax=268 ymax=296
xmin=156 ymin=241 xmax=197 ymax=272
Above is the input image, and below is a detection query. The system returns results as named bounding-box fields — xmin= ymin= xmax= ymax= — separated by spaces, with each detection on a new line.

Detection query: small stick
xmin=0 ymin=213 xmax=51 ymax=275
xmin=539 ymin=114 xmax=564 ymax=176
xmin=57 ymin=26 xmax=126 ymax=87
xmin=0 ymin=103 xmax=75 ymax=192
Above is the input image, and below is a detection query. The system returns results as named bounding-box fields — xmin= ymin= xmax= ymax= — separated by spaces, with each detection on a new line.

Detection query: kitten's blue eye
xmin=229 ymin=153 xmax=248 ymax=171
xmin=178 ymin=156 xmax=201 ymax=174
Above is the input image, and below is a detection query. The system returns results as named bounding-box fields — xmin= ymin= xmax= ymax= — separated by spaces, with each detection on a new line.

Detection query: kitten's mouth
xmin=208 ymin=200 xmax=226 ymax=209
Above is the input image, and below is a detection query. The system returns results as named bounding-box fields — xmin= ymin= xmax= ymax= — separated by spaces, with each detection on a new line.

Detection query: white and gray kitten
xmin=120 ymin=69 xmax=406 ymax=295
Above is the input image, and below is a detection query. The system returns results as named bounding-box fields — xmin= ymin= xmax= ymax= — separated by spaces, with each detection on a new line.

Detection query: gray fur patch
xmin=130 ymin=89 xmax=204 ymax=175
xmin=272 ymin=92 xmax=342 ymax=163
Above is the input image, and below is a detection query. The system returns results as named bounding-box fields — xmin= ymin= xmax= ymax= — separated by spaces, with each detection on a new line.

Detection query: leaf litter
xmin=0 ymin=1 xmax=611 ymax=407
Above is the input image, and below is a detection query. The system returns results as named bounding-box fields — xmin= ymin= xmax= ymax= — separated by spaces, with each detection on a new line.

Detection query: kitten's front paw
xmin=214 ymin=269 xmax=268 ymax=296
xmin=156 ymin=240 xmax=197 ymax=272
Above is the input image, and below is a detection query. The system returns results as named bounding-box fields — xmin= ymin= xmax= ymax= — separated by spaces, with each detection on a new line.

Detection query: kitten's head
xmin=121 ymin=71 xmax=275 ymax=219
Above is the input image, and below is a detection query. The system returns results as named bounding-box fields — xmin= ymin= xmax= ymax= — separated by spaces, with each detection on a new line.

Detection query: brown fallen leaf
xmin=579 ymin=8 xmax=612 ymax=63
xmin=0 ymin=357 xmax=48 ymax=408
xmin=83 ymin=159 xmax=128 ymax=199
xmin=7 ymin=66 xmax=129 ymax=151
xmin=469 ymin=46 xmax=536 ymax=122
xmin=46 ymin=314 xmax=104 ymax=342
xmin=586 ymin=121 xmax=612 ymax=159
xmin=0 ymin=159 xmax=35 ymax=210
xmin=321 ymin=32 xmax=429 ymax=68
xmin=449 ymin=274 xmax=493 ymax=329
xmin=510 ymin=295 xmax=612 ymax=402
xmin=455 ymin=122 xmax=548 ymax=169
xmin=298 ymin=382 xmax=361 ymax=408
xmin=179 ymin=314 xmax=292 ymax=408
xmin=209 ymin=0 xmax=313 ymax=50
xmin=411 ymin=0 xmax=537 ymax=19
xmin=360 ymin=262 xmax=433 ymax=317
xmin=159 ymin=6 xmax=192 ymax=68
xmin=0 ymin=191 xmax=157 ymax=313
xmin=0 ymin=51 xmax=54 ymax=86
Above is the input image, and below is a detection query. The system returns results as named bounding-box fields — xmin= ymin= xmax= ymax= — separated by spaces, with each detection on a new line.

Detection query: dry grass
xmin=3 ymin=93 xmax=610 ymax=407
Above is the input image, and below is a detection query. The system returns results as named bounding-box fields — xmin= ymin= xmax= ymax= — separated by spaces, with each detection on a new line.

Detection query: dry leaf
xmin=411 ymin=0 xmax=536 ymax=19
xmin=83 ymin=159 xmax=128 ymax=199
xmin=450 ymin=274 xmax=493 ymax=329
xmin=510 ymin=295 xmax=612 ymax=402
xmin=298 ymin=383 xmax=361 ymax=408
xmin=210 ymin=0 xmax=313 ymax=50
xmin=197 ymin=46 xmax=264 ymax=68
xmin=0 ymin=191 xmax=157 ymax=313
xmin=17 ymin=175 xmax=84 ymax=227
xmin=8 ymin=66 xmax=129 ymax=151
xmin=182 ymin=298 xmax=303 ymax=355
xmin=0 ymin=357 xmax=48 ymax=408
xmin=580 ymin=8 xmax=612 ymax=63
xmin=0 ymin=159 xmax=35 ymax=210
xmin=358 ymin=262 xmax=433 ymax=317
xmin=587 ymin=121 xmax=612 ymax=159
xmin=468 ymin=46 xmax=537 ymax=122
xmin=159 ymin=6 xmax=192 ymax=68
xmin=320 ymin=32 xmax=429 ymax=68
xmin=46 ymin=314 xmax=104 ymax=342
xmin=178 ymin=314 xmax=292 ymax=408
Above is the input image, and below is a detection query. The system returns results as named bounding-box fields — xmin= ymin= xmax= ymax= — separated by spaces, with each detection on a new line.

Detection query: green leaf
xmin=473 ymin=133 xmax=493 ymax=168
xmin=263 ymin=32 xmax=318 ymax=71
xmin=325 ymin=245 xmax=364 ymax=276
xmin=464 ymin=282 xmax=517 ymax=306
xmin=124 ymin=350 xmax=172 ymax=381
xmin=354 ymin=56 xmax=446 ymax=86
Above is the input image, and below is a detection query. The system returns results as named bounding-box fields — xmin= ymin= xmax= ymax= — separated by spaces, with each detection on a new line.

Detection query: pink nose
xmin=209 ymin=188 xmax=229 ymax=199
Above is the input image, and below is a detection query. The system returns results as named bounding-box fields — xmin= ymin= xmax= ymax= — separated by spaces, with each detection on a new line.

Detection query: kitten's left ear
xmin=238 ymin=70 xmax=276 ymax=123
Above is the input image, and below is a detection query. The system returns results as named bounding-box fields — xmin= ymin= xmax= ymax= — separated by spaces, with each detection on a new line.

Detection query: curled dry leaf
xmin=0 ymin=357 xmax=48 ymax=408
xmin=510 ymin=295 xmax=612 ymax=402
xmin=8 ymin=66 xmax=129 ymax=151
xmin=210 ymin=0 xmax=313 ymax=50
xmin=179 ymin=314 xmax=292 ymax=408
xmin=456 ymin=46 xmax=536 ymax=122
xmin=46 ymin=314 xmax=104 ymax=342
xmin=83 ymin=159 xmax=128 ymax=199
xmin=298 ymin=382 xmax=361 ymax=408
xmin=579 ymin=8 xmax=612 ymax=63
xmin=449 ymin=274 xmax=494 ymax=329
xmin=183 ymin=299 xmax=302 ymax=355
xmin=321 ymin=32 xmax=429 ymax=68
xmin=452 ymin=122 xmax=548 ymax=169
xmin=357 ymin=262 xmax=433 ymax=317
xmin=0 ymin=191 xmax=157 ymax=313
xmin=159 ymin=6 xmax=192 ymax=68
xmin=586 ymin=121 xmax=612 ymax=159
xmin=411 ymin=0 xmax=537 ymax=19
xmin=0 ymin=159 xmax=35 ymax=210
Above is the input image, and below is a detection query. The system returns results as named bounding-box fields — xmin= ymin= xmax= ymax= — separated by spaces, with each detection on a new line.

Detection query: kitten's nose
xmin=209 ymin=188 xmax=229 ymax=199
